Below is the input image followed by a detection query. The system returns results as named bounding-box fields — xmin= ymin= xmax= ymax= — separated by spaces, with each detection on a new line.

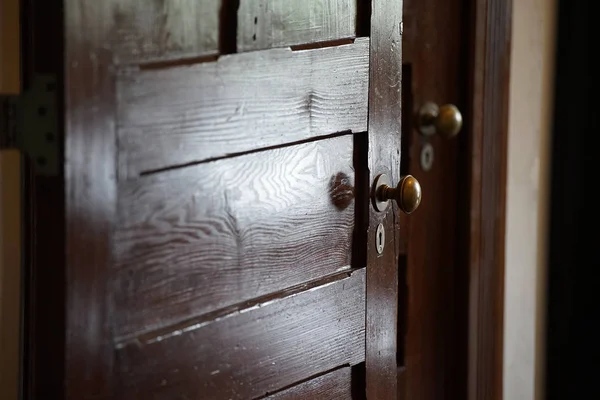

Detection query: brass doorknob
xmin=418 ymin=102 xmax=463 ymax=138
xmin=373 ymin=174 xmax=422 ymax=214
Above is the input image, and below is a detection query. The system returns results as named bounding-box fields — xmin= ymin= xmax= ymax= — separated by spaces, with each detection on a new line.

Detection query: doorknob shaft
xmin=418 ymin=102 xmax=463 ymax=138
xmin=373 ymin=174 xmax=422 ymax=215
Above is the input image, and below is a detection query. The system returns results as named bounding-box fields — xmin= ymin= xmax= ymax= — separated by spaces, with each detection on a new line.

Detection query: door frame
xmin=463 ymin=0 xmax=512 ymax=399
xmin=0 ymin=0 xmax=21 ymax=94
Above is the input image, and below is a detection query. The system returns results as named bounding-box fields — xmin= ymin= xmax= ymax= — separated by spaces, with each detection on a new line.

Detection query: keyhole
xmin=376 ymin=223 xmax=385 ymax=254
xmin=253 ymin=16 xmax=258 ymax=41
xmin=420 ymin=143 xmax=434 ymax=171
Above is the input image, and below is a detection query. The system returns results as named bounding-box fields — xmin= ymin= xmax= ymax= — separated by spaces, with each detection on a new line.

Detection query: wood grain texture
xmin=466 ymin=0 xmax=511 ymax=399
xmin=365 ymin=0 xmax=403 ymax=398
xmin=265 ymin=367 xmax=353 ymax=399
xmin=116 ymin=38 xmax=369 ymax=178
xmin=111 ymin=0 xmax=219 ymax=65
xmin=116 ymin=268 xmax=366 ymax=400
xmin=114 ymin=135 xmax=355 ymax=338
xmin=65 ymin=1 xmax=116 ymax=398
xmin=237 ymin=0 xmax=357 ymax=52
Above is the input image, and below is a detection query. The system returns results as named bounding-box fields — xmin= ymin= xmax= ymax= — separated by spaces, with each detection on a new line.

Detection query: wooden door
xmin=399 ymin=0 xmax=469 ymax=398
xmin=64 ymin=1 xmax=404 ymax=399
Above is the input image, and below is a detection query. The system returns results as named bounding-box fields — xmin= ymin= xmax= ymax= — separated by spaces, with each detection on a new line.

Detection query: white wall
xmin=503 ymin=0 xmax=556 ymax=398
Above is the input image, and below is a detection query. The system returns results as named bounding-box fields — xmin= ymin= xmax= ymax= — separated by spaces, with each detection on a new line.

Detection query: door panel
xmin=116 ymin=269 xmax=366 ymax=399
xmin=237 ymin=0 xmax=357 ymax=52
xmin=264 ymin=366 xmax=355 ymax=399
xmin=114 ymin=135 xmax=356 ymax=338
xmin=112 ymin=0 xmax=220 ymax=65
xmin=117 ymin=39 xmax=369 ymax=178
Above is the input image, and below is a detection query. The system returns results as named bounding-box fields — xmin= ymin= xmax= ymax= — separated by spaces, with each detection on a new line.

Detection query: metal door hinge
xmin=1 ymin=74 xmax=58 ymax=176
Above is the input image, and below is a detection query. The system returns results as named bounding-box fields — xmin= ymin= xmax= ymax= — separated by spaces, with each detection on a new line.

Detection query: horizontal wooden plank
xmin=111 ymin=0 xmax=219 ymax=65
xmin=116 ymin=38 xmax=369 ymax=178
xmin=266 ymin=367 xmax=353 ymax=399
xmin=238 ymin=0 xmax=357 ymax=52
xmin=116 ymin=268 xmax=366 ymax=400
xmin=114 ymin=135 xmax=356 ymax=338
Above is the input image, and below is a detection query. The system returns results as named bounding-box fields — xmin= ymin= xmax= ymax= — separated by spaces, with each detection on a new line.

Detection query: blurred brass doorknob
xmin=418 ymin=102 xmax=463 ymax=138
xmin=373 ymin=174 xmax=422 ymax=214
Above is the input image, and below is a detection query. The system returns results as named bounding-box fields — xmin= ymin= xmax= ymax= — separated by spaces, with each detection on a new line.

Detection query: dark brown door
xmin=399 ymin=0 xmax=469 ymax=398
xmin=65 ymin=0 xmax=406 ymax=399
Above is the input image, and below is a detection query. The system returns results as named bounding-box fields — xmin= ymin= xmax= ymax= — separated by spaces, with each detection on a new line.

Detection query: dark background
xmin=545 ymin=0 xmax=598 ymax=398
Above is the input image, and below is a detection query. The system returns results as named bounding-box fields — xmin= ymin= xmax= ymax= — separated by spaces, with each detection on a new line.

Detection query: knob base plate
xmin=372 ymin=173 xmax=391 ymax=212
